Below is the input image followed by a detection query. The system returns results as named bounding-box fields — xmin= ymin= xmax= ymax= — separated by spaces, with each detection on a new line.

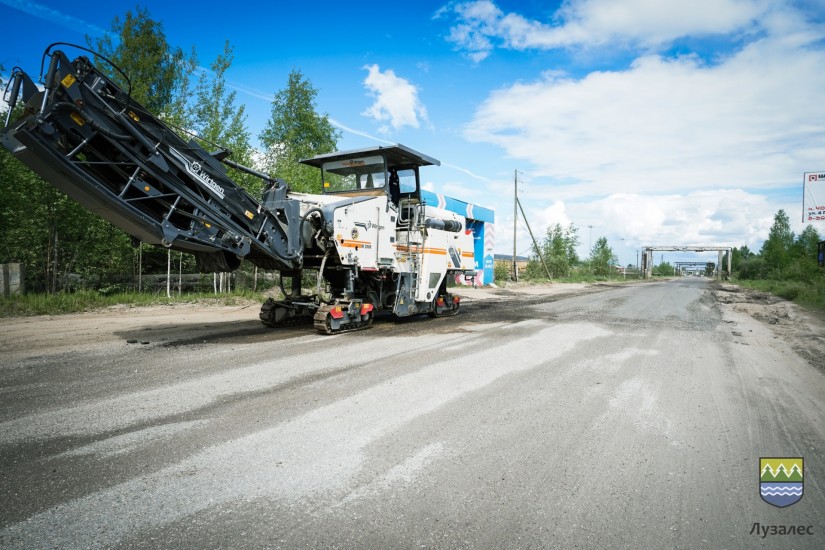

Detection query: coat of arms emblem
xmin=760 ymin=457 xmax=803 ymax=508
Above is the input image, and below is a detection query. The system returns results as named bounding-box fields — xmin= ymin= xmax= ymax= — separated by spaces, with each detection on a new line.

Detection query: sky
xmin=2 ymin=0 xmax=825 ymax=267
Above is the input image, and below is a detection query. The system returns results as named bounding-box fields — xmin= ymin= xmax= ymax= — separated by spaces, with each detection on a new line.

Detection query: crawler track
xmin=313 ymin=303 xmax=375 ymax=335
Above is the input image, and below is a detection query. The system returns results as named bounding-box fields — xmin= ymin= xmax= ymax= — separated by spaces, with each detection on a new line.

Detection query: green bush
xmin=776 ymin=284 xmax=801 ymax=300
xmin=494 ymin=262 xmax=511 ymax=283
xmin=734 ymin=278 xmax=825 ymax=310
xmin=737 ymin=257 xmax=766 ymax=280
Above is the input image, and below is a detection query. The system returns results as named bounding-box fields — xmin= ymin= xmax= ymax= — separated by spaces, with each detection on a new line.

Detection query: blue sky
xmin=2 ymin=0 xmax=825 ymax=266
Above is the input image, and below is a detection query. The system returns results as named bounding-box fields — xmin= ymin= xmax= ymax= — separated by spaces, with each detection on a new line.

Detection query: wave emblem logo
xmin=760 ymin=457 xmax=803 ymax=508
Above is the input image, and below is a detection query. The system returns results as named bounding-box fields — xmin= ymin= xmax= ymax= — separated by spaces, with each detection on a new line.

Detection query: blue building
xmin=421 ymin=190 xmax=495 ymax=285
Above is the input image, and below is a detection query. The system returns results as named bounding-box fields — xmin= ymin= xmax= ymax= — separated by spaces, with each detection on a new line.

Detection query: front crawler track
xmin=260 ymin=298 xmax=375 ymax=335
xmin=313 ymin=302 xmax=375 ymax=335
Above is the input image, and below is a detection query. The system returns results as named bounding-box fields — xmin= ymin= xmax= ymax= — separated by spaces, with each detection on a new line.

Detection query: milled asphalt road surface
xmin=1 ymin=278 xmax=823 ymax=548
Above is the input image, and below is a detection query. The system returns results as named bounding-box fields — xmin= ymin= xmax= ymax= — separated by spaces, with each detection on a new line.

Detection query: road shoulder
xmin=712 ymin=281 xmax=825 ymax=372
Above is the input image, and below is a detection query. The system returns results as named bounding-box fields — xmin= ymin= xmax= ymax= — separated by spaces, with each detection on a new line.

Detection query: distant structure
xmin=494 ymin=254 xmax=530 ymax=277
xmin=0 ymin=263 xmax=24 ymax=297
xmin=641 ymin=246 xmax=731 ymax=279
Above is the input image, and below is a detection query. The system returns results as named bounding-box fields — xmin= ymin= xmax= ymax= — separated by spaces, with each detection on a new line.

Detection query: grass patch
xmin=732 ymin=278 xmax=825 ymax=310
xmin=0 ymin=290 xmax=262 ymax=317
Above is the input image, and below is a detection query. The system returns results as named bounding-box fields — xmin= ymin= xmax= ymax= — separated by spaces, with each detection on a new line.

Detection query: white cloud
xmin=436 ymin=2 xmax=825 ymax=257
xmin=464 ymin=29 xmax=825 ymax=198
xmin=548 ymin=0 xmax=767 ymax=47
xmin=361 ymin=64 xmax=429 ymax=133
xmin=444 ymin=0 xmax=772 ymax=59
xmin=536 ymin=200 xmax=572 ymax=230
xmin=446 ymin=1 xmax=501 ymax=61
xmin=587 ymin=189 xmax=776 ymax=250
xmin=504 ymin=188 xmax=784 ymax=258
xmin=442 ymin=1 xmax=825 ymax=255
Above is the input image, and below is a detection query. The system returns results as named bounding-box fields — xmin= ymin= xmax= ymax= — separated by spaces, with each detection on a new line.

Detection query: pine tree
xmin=87 ymin=7 xmax=186 ymax=114
xmin=761 ymin=209 xmax=794 ymax=275
xmin=190 ymin=42 xmax=257 ymax=194
xmin=259 ymin=69 xmax=341 ymax=192
xmin=590 ymin=236 xmax=617 ymax=276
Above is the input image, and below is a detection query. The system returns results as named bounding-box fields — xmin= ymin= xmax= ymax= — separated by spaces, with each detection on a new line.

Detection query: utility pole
xmin=513 ymin=169 xmax=518 ymax=282
xmin=517 ymin=197 xmax=552 ymax=280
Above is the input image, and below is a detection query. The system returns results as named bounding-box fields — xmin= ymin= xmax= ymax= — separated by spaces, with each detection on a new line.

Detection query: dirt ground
xmin=711 ymin=281 xmax=825 ymax=370
xmin=1 ymin=280 xmax=823 ymax=370
xmin=0 ymin=282 xmax=588 ymax=361
xmin=0 ymin=302 xmax=264 ymax=363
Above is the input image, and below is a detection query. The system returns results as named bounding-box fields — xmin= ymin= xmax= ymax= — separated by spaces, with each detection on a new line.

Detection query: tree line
xmin=0 ymin=7 xmax=340 ymax=294
xmin=504 ymin=223 xmax=621 ymax=280
xmin=729 ymin=209 xmax=821 ymax=282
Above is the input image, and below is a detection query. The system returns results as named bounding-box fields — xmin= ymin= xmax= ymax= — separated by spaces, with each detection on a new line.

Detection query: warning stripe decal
xmin=396 ymin=245 xmax=447 ymax=255
xmin=340 ymin=240 xmax=373 ymax=248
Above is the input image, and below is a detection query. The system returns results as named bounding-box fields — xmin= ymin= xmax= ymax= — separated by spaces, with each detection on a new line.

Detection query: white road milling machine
xmin=1 ymin=46 xmax=477 ymax=334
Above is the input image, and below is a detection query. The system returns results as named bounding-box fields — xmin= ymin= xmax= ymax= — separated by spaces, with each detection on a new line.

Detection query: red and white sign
xmin=803 ymin=172 xmax=825 ymax=222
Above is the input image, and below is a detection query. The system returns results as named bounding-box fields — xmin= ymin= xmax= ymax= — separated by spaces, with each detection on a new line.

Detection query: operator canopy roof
xmin=300 ymin=144 xmax=440 ymax=168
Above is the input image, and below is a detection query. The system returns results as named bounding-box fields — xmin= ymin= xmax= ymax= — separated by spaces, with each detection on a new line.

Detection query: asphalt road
xmin=1 ymin=278 xmax=823 ymax=549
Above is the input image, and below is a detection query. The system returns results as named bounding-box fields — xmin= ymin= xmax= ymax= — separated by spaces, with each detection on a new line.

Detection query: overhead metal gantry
xmin=641 ymin=246 xmax=732 ymax=279
xmin=675 ymin=261 xmax=715 ymax=275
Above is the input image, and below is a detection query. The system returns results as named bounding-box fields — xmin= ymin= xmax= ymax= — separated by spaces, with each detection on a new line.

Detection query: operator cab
xmin=300 ymin=144 xmax=439 ymax=210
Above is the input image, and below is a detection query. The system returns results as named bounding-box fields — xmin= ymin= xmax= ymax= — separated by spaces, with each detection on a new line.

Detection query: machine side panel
xmin=330 ymin=197 xmax=390 ymax=270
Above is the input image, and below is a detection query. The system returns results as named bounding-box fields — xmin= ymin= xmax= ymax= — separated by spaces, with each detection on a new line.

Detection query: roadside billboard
xmin=803 ymin=172 xmax=825 ymax=222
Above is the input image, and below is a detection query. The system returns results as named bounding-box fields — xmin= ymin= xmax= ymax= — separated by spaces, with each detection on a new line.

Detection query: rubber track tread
xmin=313 ymin=303 xmax=374 ymax=335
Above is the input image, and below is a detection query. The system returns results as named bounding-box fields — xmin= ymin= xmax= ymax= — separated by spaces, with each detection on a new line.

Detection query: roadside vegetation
xmin=494 ymin=223 xmax=641 ymax=285
xmin=494 ymin=209 xmax=824 ymax=311
xmin=727 ymin=210 xmax=824 ymax=310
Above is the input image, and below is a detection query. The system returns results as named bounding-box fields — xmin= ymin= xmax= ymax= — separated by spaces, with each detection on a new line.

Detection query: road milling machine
xmin=1 ymin=46 xmax=476 ymax=334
